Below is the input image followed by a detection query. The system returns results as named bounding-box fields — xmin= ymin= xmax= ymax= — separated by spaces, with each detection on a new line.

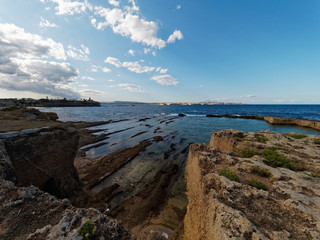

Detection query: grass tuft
xmin=290 ymin=133 xmax=307 ymax=139
xmin=249 ymin=178 xmax=268 ymax=191
xmin=219 ymin=168 xmax=240 ymax=182
xmin=309 ymin=173 xmax=320 ymax=178
xmin=251 ymin=166 xmax=271 ymax=178
xmin=313 ymin=139 xmax=320 ymax=145
xmin=239 ymin=147 xmax=258 ymax=158
xmin=263 ymin=148 xmax=296 ymax=171
xmin=254 ymin=133 xmax=269 ymax=143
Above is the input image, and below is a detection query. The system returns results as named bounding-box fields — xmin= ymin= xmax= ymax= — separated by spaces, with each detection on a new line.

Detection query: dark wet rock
xmin=139 ymin=117 xmax=151 ymax=122
xmin=153 ymin=136 xmax=164 ymax=142
xmin=76 ymin=139 xmax=153 ymax=191
xmin=131 ymin=131 xmax=148 ymax=138
xmin=178 ymin=113 xmax=186 ymax=117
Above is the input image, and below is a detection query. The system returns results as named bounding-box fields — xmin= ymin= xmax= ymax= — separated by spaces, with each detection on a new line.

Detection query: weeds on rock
xmin=254 ymin=133 xmax=269 ymax=143
xmin=290 ymin=133 xmax=307 ymax=139
xmin=78 ymin=219 xmax=97 ymax=240
xmin=251 ymin=166 xmax=271 ymax=178
xmin=313 ymin=139 xmax=320 ymax=145
xmin=263 ymin=148 xmax=296 ymax=171
xmin=309 ymin=173 xmax=320 ymax=178
xmin=219 ymin=168 xmax=240 ymax=182
xmin=239 ymin=147 xmax=258 ymax=158
xmin=249 ymin=179 xmax=268 ymax=191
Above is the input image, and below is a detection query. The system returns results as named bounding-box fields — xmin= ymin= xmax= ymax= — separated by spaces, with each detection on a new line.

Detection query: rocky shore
xmin=206 ymin=114 xmax=320 ymax=131
xmin=184 ymin=129 xmax=320 ymax=239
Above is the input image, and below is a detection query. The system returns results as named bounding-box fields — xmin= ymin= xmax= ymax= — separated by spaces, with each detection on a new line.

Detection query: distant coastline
xmin=0 ymin=98 xmax=100 ymax=108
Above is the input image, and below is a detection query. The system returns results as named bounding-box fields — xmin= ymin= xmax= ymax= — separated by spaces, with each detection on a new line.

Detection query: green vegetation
xmin=249 ymin=178 xmax=268 ymax=191
xmin=290 ymin=133 xmax=307 ymax=139
xmin=3 ymin=105 xmax=19 ymax=111
xmin=263 ymin=148 xmax=296 ymax=170
xmin=234 ymin=132 xmax=245 ymax=141
xmin=254 ymin=133 xmax=269 ymax=143
xmin=219 ymin=168 xmax=240 ymax=182
xmin=309 ymin=173 xmax=320 ymax=178
xmin=313 ymin=139 xmax=320 ymax=145
xmin=303 ymin=140 xmax=309 ymax=145
xmin=78 ymin=219 xmax=97 ymax=240
xmin=239 ymin=147 xmax=258 ymax=158
xmin=251 ymin=166 xmax=271 ymax=178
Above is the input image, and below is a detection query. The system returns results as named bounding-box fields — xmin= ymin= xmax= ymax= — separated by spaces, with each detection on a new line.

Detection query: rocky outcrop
xmin=184 ymin=129 xmax=320 ymax=239
xmin=0 ymin=180 xmax=133 ymax=240
xmin=264 ymin=116 xmax=320 ymax=131
xmin=206 ymin=114 xmax=320 ymax=131
xmin=0 ymin=126 xmax=82 ymax=202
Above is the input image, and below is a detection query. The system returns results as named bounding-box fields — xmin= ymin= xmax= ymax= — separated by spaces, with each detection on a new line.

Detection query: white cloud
xmin=108 ymin=79 xmax=115 ymax=82
xmin=150 ymin=74 xmax=178 ymax=86
xmin=93 ymin=6 xmax=167 ymax=49
xmin=167 ymin=30 xmax=183 ymax=43
xmin=67 ymin=44 xmax=90 ymax=61
xmin=0 ymin=23 xmax=66 ymax=60
xmin=48 ymin=0 xmax=92 ymax=15
xmin=144 ymin=48 xmax=151 ymax=54
xmin=118 ymin=83 xmax=144 ymax=93
xmin=105 ymin=56 xmax=155 ymax=73
xmin=40 ymin=17 xmax=58 ymax=28
xmin=104 ymin=57 xmax=122 ymax=67
xmin=102 ymin=67 xmax=112 ymax=73
xmin=81 ymin=76 xmax=94 ymax=81
xmin=90 ymin=64 xmax=111 ymax=73
xmin=0 ymin=23 xmax=79 ymax=98
xmin=45 ymin=0 xmax=183 ymax=50
xmin=176 ymin=5 xmax=181 ymax=10
xmin=128 ymin=49 xmax=135 ymax=56
xmin=78 ymin=89 xmax=104 ymax=97
xmin=108 ymin=0 xmax=119 ymax=7
xmin=156 ymin=67 xmax=168 ymax=74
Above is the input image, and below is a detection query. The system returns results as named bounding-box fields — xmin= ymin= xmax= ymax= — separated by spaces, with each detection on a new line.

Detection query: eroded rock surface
xmin=184 ymin=129 xmax=320 ymax=240
xmin=0 ymin=180 xmax=133 ymax=240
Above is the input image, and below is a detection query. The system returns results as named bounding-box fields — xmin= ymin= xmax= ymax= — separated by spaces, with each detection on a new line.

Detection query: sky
xmin=0 ymin=0 xmax=320 ymax=103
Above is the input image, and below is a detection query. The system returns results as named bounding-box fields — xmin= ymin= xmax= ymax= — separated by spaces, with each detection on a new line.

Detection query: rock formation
xmin=0 ymin=180 xmax=133 ymax=240
xmin=0 ymin=126 xmax=82 ymax=201
xmin=184 ymin=129 xmax=320 ymax=239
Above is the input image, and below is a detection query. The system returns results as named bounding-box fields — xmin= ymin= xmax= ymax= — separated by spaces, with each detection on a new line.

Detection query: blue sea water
xmin=37 ymin=104 xmax=320 ymax=206
xmin=37 ymin=103 xmax=320 ymax=156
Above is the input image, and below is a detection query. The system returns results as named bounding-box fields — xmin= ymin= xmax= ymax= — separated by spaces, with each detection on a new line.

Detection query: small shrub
xmin=303 ymin=140 xmax=309 ymax=145
xmin=313 ymin=139 xmax=320 ymax=145
xmin=219 ymin=168 xmax=240 ymax=182
xmin=3 ymin=105 xmax=19 ymax=111
xmin=290 ymin=133 xmax=307 ymax=139
xmin=263 ymin=148 xmax=296 ymax=171
xmin=254 ymin=133 xmax=268 ymax=143
xmin=239 ymin=147 xmax=258 ymax=158
xmin=309 ymin=173 xmax=320 ymax=178
xmin=78 ymin=219 xmax=97 ymax=240
xmin=234 ymin=132 xmax=245 ymax=141
xmin=251 ymin=166 xmax=271 ymax=178
xmin=249 ymin=178 xmax=268 ymax=191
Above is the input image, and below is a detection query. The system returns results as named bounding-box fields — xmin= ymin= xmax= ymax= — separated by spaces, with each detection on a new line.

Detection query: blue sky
xmin=0 ymin=0 xmax=320 ymax=103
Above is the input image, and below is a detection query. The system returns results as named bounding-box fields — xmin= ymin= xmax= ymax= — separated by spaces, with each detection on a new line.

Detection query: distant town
xmin=0 ymin=97 xmax=100 ymax=108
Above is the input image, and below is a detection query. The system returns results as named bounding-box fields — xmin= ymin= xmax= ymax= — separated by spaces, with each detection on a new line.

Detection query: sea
xmin=37 ymin=103 xmax=320 ymax=156
xmin=37 ymin=103 xmax=320 ymax=206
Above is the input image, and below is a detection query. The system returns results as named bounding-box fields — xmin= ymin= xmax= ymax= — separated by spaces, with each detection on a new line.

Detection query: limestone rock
xmin=184 ymin=129 xmax=320 ymax=240
xmin=0 ymin=180 xmax=133 ymax=240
